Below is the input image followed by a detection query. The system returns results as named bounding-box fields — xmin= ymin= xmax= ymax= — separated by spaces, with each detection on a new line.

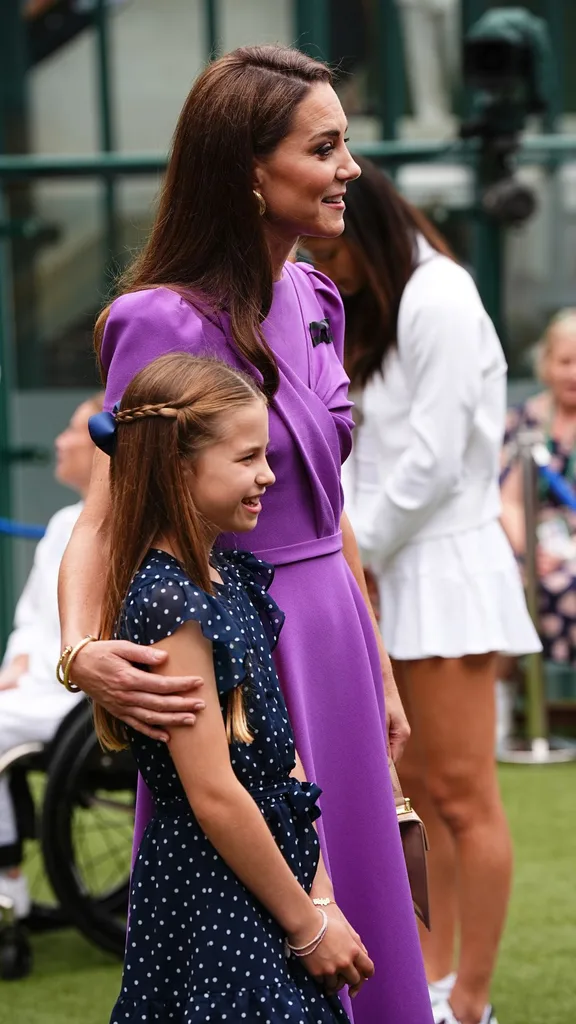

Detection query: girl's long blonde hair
xmin=95 ymin=353 xmax=265 ymax=751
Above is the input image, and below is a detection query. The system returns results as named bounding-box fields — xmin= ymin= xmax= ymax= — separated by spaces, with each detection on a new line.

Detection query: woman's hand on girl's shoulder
xmin=69 ymin=639 xmax=205 ymax=742
xmin=289 ymin=911 xmax=374 ymax=999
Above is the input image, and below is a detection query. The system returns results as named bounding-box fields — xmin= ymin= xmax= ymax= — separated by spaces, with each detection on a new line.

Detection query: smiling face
xmin=254 ymin=82 xmax=361 ymax=248
xmin=188 ymin=398 xmax=275 ymax=538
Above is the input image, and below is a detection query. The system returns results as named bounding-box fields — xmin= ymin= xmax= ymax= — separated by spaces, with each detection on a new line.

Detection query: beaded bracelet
xmin=285 ymin=909 xmax=328 ymax=958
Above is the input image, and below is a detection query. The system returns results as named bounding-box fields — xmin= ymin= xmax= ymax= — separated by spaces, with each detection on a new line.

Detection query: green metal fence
xmin=1 ymin=0 xmax=575 ymax=666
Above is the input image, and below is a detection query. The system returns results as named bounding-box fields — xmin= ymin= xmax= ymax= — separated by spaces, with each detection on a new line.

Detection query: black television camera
xmin=461 ymin=7 xmax=556 ymax=225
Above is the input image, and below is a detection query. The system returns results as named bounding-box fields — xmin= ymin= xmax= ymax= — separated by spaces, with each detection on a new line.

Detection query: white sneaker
xmin=0 ymin=871 xmax=31 ymax=920
xmin=429 ymin=972 xmax=457 ymax=1008
xmin=433 ymin=999 xmax=499 ymax=1024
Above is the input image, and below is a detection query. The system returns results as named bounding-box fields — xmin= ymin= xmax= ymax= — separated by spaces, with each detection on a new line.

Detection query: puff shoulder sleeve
xmin=101 ymin=287 xmax=210 ymax=411
xmin=122 ymin=575 xmax=252 ymax=697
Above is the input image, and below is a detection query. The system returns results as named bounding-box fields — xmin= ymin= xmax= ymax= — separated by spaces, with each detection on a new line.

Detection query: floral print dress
xmin=502 ymin=397 xmax=576 ymax=663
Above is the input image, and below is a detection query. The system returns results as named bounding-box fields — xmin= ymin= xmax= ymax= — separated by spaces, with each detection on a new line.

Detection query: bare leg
xmin=396 ymin=654 xmax=512 ymax=1024
xmin=394 ymin=660 xmax=458 ymax=983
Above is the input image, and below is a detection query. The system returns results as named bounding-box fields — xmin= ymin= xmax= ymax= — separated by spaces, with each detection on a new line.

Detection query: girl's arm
xmin=164 ymin=622 xmax=373 ymax=989
xmin=341 ymin=511 xmax=410 ymax=763
xmin=290 ymin=752 xmax=335 ymax=903
xmin=290 ymin=751 xmax=369 ymax=996
xmin=57 ymin=449 xmax=205 ymax=740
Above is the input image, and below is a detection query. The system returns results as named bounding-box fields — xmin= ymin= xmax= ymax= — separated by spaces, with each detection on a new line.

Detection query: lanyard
xmin=539 ymin=406 xmax=576 ymax=502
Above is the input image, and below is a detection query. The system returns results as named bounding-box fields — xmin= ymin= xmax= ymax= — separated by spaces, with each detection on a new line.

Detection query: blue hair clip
xmin=88 ymin=404 xmax=119 ymax=457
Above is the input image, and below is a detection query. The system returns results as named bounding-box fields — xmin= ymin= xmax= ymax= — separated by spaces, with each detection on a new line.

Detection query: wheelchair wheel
xmin=41 ymin=703 xmax=136 ymax=958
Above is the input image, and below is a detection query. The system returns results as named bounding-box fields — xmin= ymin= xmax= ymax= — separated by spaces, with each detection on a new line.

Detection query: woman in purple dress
xmin=58 ymin=45 xmax=432 ymax=1023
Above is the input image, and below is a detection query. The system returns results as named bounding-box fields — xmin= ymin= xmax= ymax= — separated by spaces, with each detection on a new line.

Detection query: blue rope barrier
xmin=538 ymin=465 xmax=576 ymax=512
xmin=0 ymin=518 xmax=46 ymax=540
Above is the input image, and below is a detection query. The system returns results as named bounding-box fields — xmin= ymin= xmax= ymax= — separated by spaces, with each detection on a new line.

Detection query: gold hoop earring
xmin=253 ymin=190 xmax=266 ymax=216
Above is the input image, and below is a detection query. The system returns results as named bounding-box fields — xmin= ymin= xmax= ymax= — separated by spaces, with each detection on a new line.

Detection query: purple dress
xmin=102 ymin=262 xmax=432 ymax=1024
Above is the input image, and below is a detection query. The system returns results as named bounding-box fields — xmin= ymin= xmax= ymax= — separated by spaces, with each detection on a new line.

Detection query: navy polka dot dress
xmin=110 ymin=549 xmax=350 ymax=1024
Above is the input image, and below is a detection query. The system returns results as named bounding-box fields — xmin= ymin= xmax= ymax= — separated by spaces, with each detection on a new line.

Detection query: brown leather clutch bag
xmin=389 ymin=759 xmax=431 ymax=931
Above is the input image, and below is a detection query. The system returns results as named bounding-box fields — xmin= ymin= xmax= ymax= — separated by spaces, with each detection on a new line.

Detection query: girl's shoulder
xmin=122 ymin=549 xmax=223 ymax=645
xmin=120 ymin=550 xmax=252 ymax=694
xmin=121 ymin=548 xmax=284 ymax=663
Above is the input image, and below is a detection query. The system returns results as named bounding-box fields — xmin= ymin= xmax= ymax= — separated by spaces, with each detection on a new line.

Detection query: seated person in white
xmin=0 ymin=392 xmax=103 ymax=920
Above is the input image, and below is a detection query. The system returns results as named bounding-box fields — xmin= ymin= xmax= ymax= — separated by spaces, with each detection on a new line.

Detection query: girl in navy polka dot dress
xmin=89 ymin=353 xmax=374 ymax=1024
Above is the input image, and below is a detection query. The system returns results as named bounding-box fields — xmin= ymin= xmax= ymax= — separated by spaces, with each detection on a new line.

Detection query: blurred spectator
xmin=501 ymin=309 xmax=576 ymax=664
xmin=0 ymin=392 xmax=102 ymax=932
xmin=304 ymin=156 xmax=540 ymax=1024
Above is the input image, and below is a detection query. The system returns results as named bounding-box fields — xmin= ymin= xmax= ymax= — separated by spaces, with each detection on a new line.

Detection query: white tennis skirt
xmin=378 ymin=519 xmax=542 ymax=661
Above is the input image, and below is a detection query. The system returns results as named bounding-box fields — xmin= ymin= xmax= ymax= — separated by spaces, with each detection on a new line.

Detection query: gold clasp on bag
xmin=396 ymin=797 xmax=412 ymax=816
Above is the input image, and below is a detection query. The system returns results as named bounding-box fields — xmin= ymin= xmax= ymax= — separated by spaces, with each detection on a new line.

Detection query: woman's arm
xmin=354 ymin=287 xmax=487 ymax=567
xmin=166 ymin=624 xmax=373 ymax=989
xmin=58 ymin=450 xmax=205 ymax=741
xmin=341 ymin=511 xmax=410 ymax=762
xmin=500 ymin=459 xmax=526 ymax=556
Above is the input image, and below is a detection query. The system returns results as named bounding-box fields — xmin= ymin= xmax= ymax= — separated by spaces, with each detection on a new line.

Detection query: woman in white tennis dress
xmin=304 ymin=157 xmax=540 ymax=1024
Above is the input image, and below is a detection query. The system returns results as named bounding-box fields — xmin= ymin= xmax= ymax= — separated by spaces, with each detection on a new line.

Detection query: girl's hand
xmin=288 ymin=916 xmax=374 ymax=997
xmin=67 ymin=639 xmax=205 ymax=741
xmin=322 ymin=903 xmax=370 ymax=997
xmin=324 ymin=902 xmax=366 ymax=950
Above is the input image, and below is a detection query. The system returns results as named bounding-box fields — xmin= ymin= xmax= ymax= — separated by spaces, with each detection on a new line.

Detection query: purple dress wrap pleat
xmin=102 ymin=263 xmax=433 ymax=1024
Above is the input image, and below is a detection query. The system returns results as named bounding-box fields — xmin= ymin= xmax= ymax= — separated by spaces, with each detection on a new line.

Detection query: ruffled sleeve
xmin=101 ymin=287 xmax=212 ymax=411
xmin=216 ymin=551 xmax=285 ymax=652
xmin=123 ymin=576 xmax=252 ymax=696
xmin=294 ymin=262 xmax=354 ymax=464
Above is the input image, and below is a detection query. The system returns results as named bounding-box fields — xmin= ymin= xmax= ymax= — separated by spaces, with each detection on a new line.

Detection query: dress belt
xmin=247 ymin=777 xmax=322 ymax=821
xmin=251 ymin=530 xmax=343 ymax=567
xmin=154 ymin=778 xmax=322 ymax=822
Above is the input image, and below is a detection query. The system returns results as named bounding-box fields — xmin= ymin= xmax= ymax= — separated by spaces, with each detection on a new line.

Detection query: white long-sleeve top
xmin=344 ymin=236 xmax=508 ymax=569
xmin=2 ymin=502 xmax=83 ymax=688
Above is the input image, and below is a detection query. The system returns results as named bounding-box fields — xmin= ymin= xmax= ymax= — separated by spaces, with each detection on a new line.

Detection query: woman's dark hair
xmin=94 ymin=45 xmax=332 ymax=400
xmin=342 ymin=155 xmax=455 ymax=388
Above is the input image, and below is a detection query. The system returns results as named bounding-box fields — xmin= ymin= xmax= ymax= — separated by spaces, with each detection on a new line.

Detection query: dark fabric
xmin=110 ymin=549 xmax=348 ymax=1024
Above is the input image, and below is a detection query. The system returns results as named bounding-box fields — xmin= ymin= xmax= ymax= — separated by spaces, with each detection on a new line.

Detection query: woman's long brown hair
xmin=94 ymin=45 xmax=332 ymax=401
xmin=341 ymin=155 xmax=455 ymax=389
xmin=94 ymin=353 xmax=265 ymax=751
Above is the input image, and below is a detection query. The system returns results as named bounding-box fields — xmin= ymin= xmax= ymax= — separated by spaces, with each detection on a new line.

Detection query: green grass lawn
xmin=1 ymin=764 xmax=575 ymax=1024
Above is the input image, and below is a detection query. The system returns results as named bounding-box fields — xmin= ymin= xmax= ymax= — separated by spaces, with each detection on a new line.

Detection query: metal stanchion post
xmin=499 ymin=430 xmax=576 ymax=764
xmin=520 ymin=429 xmax=549 ymax=758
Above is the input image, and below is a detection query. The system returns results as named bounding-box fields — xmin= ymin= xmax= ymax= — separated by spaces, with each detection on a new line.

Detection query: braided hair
xmin=95 ymin=353 xmax=265 ymax=751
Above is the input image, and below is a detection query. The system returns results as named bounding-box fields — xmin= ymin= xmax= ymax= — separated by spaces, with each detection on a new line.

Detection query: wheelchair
xmin=0 ymin=699 xmax=137 ymax=979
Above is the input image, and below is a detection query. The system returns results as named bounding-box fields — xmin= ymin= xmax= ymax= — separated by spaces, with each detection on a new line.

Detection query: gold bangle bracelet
xmin=61 ymin=635 xmax=98 ymax=693
xmin=312 ymin=897 xmax=335 ymax=907
xmin=56 ymin=645 xmax=74 ymax=685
